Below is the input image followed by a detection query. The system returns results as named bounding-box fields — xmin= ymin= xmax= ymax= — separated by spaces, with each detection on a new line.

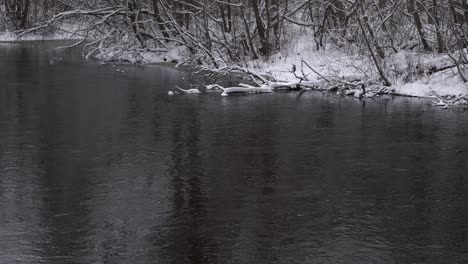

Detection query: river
xmin=1 ymin=42 xmax=468 ymax=264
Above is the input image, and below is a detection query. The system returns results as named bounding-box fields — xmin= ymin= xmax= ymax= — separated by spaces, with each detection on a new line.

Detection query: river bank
xmin=1 ymin=31 xmax=467 ymax=108
xmin=84 ymin=38 xmax=468 ymax=108
xmin=0 ymin=24 xmax=84 ymax=42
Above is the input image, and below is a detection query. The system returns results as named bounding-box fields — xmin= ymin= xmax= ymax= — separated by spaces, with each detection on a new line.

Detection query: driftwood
xmin=424 ymin=62 xmax=468 ymax=76
xmin=221 ymin=86 xmax=273 ymax=96
xmin=430 ymin=91 xmax=468 ymax=108
xmin=203 ymin=61 xmax=391 ymax=99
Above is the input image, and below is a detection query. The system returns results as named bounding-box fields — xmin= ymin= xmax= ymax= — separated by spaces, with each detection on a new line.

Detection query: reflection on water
xmin=1 ymin=42 xmax=468 ymax=264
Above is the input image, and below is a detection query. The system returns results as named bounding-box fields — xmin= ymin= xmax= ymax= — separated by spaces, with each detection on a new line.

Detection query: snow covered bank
xmin=2 ymin=26 xmax=466 ymax=106
xmin=241 ymin=35 xmax=468 ymax=102
xmin=94 ymin=45 xmax=189 ymax=64
xmin=0 ymin=24 xmax=84 ymax=42
xmin=60 ymin=37 xmax=468 ymax=106
xmin=0 ymin=31 xmax=73 ymax=41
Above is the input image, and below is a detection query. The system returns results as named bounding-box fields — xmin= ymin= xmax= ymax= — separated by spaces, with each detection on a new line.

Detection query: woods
xmin=1 ymin=0 xmax=467 ymax=91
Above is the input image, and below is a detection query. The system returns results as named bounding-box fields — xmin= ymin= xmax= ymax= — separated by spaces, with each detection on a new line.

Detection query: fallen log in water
xmin=221 ymin=86 xmax=273 ymax=96
xmin=202 ymin=64 xmax=384 ymax=98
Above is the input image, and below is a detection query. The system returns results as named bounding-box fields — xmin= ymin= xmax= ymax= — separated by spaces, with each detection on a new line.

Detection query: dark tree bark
xmin=271 ymin=0 xmax=280 ymax=50
xmin=20 ymin=0 xmax=29 ymax=28
xmin=220 ymin=0 xmax=232 ymax=33
xmin=358 ymin=0 xmax=385 ymax=59
xmin=332 ymin=0 xmax=346 ymax=27
xmin=449 ymin=0 xmax=459 ymax=24
xmin=152 ymin=0 xmax=170 ymax=39
xmin=464 ymin=0 xmax=468 ymax=26
xmin=408 ymin=0 xmax=431 ymax=51
xmin=241 ymin=4 xmax=259 ymax=59
xmin=127 ymin=0 xmax=146 ymax=48
xmin=251 ymin=0 xmax=270 ymax=56
xmin=431 ymin=0 xmax=445 ymax=53
xmin=357 ymin=0 xmax=390 ymax=86
xmin=4 ymin=0 xmax=30 ymax=29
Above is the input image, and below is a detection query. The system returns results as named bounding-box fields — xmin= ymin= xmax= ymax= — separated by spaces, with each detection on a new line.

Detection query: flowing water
xmin=1 ymin=42 xmax=468 ymax=264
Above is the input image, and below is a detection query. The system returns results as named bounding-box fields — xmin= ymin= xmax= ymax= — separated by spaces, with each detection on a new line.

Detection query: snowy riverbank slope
xmin=243 ymin=36 xmax=467 ymax=99
xmin=1 ymin=32 xmax=466 ymax=100
xmin=79 ymin=35 xmax=468 ymax=100
xmin=0 ymin=24 xmax=84 ymax=42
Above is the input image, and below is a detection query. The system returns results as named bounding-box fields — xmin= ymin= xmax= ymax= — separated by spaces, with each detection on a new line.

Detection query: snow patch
xmin=243 ymin=35 xmax=467 ymax=99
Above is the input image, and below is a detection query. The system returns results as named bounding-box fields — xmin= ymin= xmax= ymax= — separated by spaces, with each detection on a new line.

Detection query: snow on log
xmin=299 ymin=81 xmax=322 ymax=88
xmin=206 ymin=66 xmax=268 ymax=84
xmin=176 ymin=86 xmax=201 ymax=94
xmin=264 ymin=80 xmax=322 ymax=90
xmin=238 ymin=83 xmax=257 ymax=88
xmin=221 ymin=86 xmax=273 ymax=96
xmin=205 ymin=79 xmax=324 ymax=97
xmin=205 ymin=84 xmax=225 ymax=90
xmin=268 ymin=81 xmax=300 ymax=89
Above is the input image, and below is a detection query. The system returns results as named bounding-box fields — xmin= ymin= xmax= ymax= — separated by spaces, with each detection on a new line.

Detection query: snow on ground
xmin=94 ymin=44 xmax=189 ymax=64
xmin=244 ymin=35 xmax=468 ymax=98
xmin=245 ymin=35 xmax=362 ymax=82
xmin=0 ymin=23 xmax=85 ymax=42
xmin=394 ymin=70 xmax=468 ymax=97
xmin=1 ymin=27 xmax=466 ymax=99
xmin=140 ymin=45 xmax=189 ymax=64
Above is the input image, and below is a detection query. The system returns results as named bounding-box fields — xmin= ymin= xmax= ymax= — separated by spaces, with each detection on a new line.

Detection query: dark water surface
xmin=1 ymin=42 xmax=468 ymax=264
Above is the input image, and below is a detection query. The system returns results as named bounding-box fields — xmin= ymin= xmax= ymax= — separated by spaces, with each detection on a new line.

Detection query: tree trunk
xmin=128 ymin=0 xmax=146 ymax=48
xmin=408 ymin=0 xmax=431 ymax=51
xmin=220 ymin=1 xmax=232 ymax=33
xmin=20 ymin=0 xmax=29 ymax=29
xmin=357 ymin=0 xmax=390 ymax=86
xmin=332 ymin=0 xmax=346 ymax=27
xmin=432 ymin=0 xmax=445 ymax=53
xmin=464 ymin=0 xmax=468 ymax=26
xmin=271 ymin=0 xmax=280 ymax=50
xmin=4 ymin=0 xmax=30 ymax=29
xmin=241 ymin=4 xmax=259 ymax=59
xmin=359 ymin=0 xmax=385 ymax=59
xmin=251 ymin=0 xmax=270 ymax=56
xmin=152 ymin=0 xmax=170 ymax=39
